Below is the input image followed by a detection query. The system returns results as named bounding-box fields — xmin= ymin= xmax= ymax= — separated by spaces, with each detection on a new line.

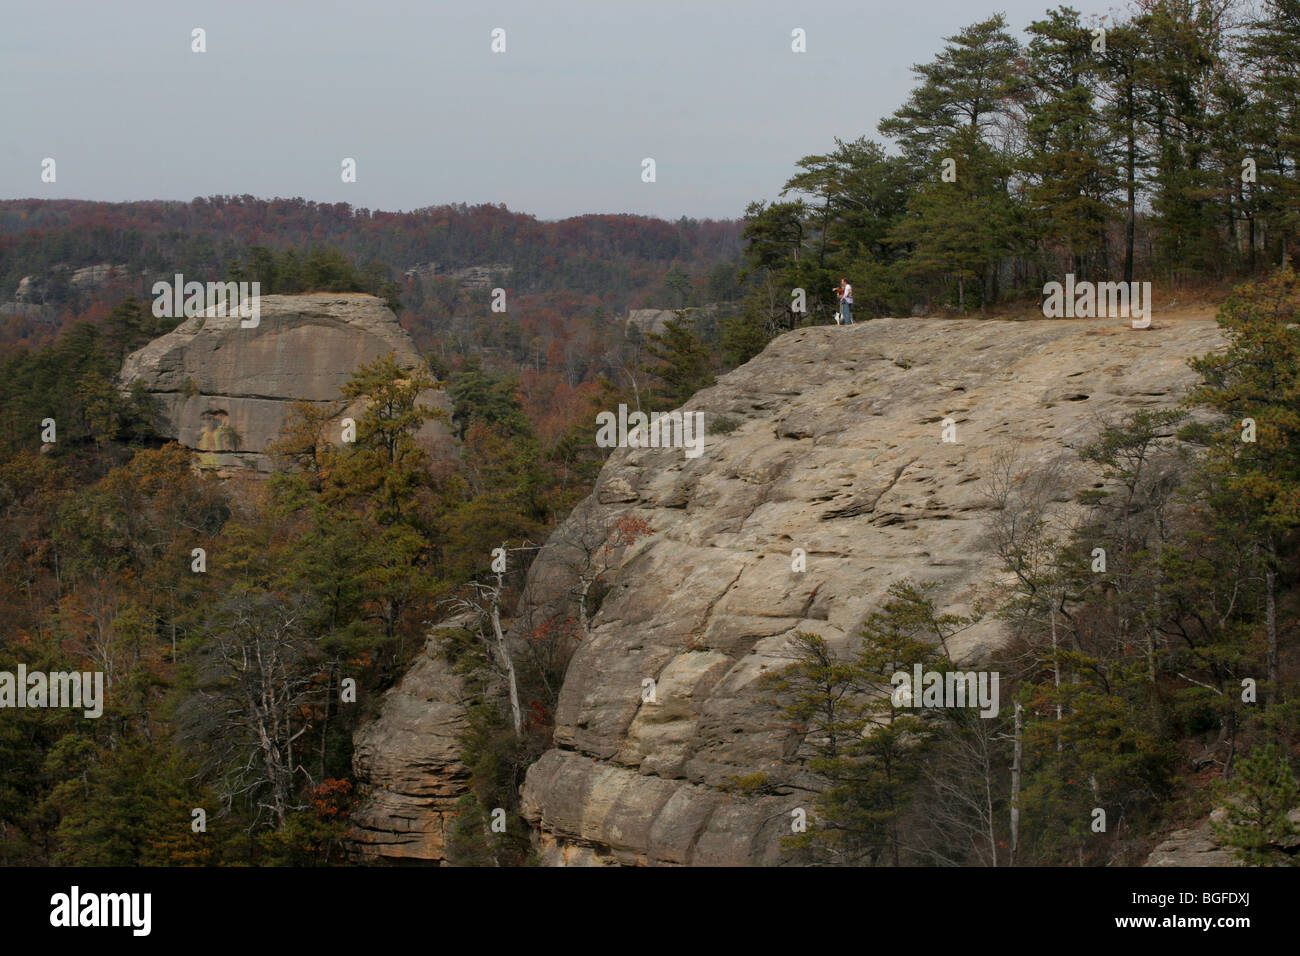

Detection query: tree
xmin=662 ymin=265 xmax=691 ymax=308
xmin=1242 ymin=0 xmax=1300 ymax=267
xmin=1138 ymin=0 xmax=1232 ymax=280
xmin=1096 ymin=17 xmax=1150 ymax=283
xmin=644 ymin=310 xmax=714 ymax=408
xmin=1188 ymin=268 xmax=1300 ymax=704
xmin=1212 ymin=740 xmax=1300 ymax=864
xmin=1021 ymin=6 xmax=1120 ymax=280
xmin=879 ymin=14 xmax=1023 ymax=163
xmin=767 ymin=581 xmax=977 ymax=865
xmin=888 ymin=128 xmax=1023 ymax=312
xmin=179 ymin=589 xmax=323 ymax=829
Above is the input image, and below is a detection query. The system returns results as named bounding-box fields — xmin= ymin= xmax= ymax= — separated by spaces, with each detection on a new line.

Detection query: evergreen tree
xmin=1021 ymin=6 xmax=1119 ymax=280
xmin=878 ymin=14 xmax=1023 ymax=163
xmin=888 ymin=128 xmax=1022 ymax=312
xmin=644 ymin=310 xmax=714 ymax=408
xmin=767 ymin=581 xmax=972 ymax=865
xmin=1095 ymin=17 xmax=1150 ymax=283
xmin=1242 ymin=0 xmax=1300 ymax=266
xmin=1139 ymin=1 xmax=1228 ymax=279
xmin=1212 ymin=741 xmax=1300 ymax=865
xmin=1188 ymin=268 xmax=1300 ymax=704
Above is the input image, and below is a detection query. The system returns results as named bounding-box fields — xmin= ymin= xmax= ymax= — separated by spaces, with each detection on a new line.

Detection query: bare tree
xmin=914 ymin=709 xmax=1006 ymax=866
xmin=180 ymin=590 xmax=323 ymax=829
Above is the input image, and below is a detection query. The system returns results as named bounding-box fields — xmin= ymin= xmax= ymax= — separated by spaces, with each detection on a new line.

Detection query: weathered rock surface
xmin=1145 ymin=817 xmax=1239 ymax=867
xmin=118 ymin=293 xmax=452 ymax=473
xmin=1145 ymin=806 xmax=1300 ymax=865
xmin=347 ymin=635 xmax=472 ymax=864
xmin=350 ymin=314 xmax=1226 ymax=866
xmin=514 ymin=315 xmax=1224 ymax=865
xmin=403 ymin=261 xmax=512 ymax=290
xmin=626 ymin=304 xmax=721 ymax=337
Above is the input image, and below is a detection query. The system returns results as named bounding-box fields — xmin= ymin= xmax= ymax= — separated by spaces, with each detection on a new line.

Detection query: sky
xmin=1 ymin=0 xmax=1125 ymax=221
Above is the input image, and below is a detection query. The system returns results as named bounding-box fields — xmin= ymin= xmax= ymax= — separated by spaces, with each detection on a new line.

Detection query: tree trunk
xmin=1050 ymin=597 xmax=1062 ymax=750
xmin=1124 ymin=92 xmax=1136 ymax=284
xmin=1010 ymin=701 xmax=1023 ymax=865
xmin=984 ymin=738 xmax=998 ymax=867
xmin=490 ymin=584 xmax=523 ymax=737
xmin=1265 ymin=536 xmax=1278 ymax=706
xmin=320 ymin=664 xmax=332 ymax=782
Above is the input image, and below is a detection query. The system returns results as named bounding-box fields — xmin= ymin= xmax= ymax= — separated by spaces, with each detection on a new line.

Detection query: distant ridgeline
xmin=0 ymin=197 xmax=743 ymax=331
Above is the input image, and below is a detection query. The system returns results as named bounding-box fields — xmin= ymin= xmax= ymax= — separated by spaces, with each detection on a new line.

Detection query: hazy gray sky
xmin=2 ymin=0 xmax=1123 ymax=220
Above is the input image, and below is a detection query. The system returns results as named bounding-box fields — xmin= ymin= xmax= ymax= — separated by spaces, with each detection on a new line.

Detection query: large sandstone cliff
xmin=118 ymin=293 xmax=451 ymax=473
xmin=349 ymin=314 xmax=1226 ymax=865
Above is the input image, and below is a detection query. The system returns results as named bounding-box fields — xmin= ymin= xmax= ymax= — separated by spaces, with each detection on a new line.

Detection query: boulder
xmin=118 ymin=293 xmax=452 ymax=474
xmin=347 ymin=635 xmax=472 ymax=864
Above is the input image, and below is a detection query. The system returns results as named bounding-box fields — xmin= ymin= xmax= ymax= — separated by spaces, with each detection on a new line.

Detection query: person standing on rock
xmin=836 ymin=278 xmax=854 ymax=325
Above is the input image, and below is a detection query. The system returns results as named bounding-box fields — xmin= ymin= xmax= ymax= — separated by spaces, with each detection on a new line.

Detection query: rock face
xmin=1145 ymin=818 xmax=1239 ymax=867
xmin=403 ymin=262 xmax=512 ymax=290
xmin=516 ymin=315 xmax=1224 ymax=865
xmin=1145 ymin=806 xmax=1300 ymax=865
xmin=347 ymin=635 xmax=472 ymax=864
xmin=118 ymin=293 xmax=452 ymax=473
xmin=350 ymin=314 xmax=1225 ymax=866
xmin=626 ymin=304 xmax=721 ymax=337
xmin=626 ymin=309 xmax=679 ymax=336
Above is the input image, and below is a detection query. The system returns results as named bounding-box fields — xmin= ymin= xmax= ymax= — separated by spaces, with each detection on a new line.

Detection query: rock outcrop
xmin=403 ymin=262 xmax=513 ymax=290
xmin=626 ymin=304 xmax=721 ymax=337
xmin=118 ymin=293 xmax=452 ymax=474
xmin=350 ymin=314 xmax=1226 ymax=866
xmin=520 ymin=315 xmax=1225 ymax=865
xmin=1145 ymin=806 xmax=1300 ymax=865
xmin=1145 ymin=817 xmax=1239 ymax=867
xmin=347 ymin=635 xmax=472 ymax=864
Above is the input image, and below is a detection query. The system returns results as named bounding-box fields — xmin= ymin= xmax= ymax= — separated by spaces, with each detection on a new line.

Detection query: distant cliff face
xmin=349 ymin=315 xmax=1225 ymax=866
xmin=118 ymin=293 xmax=452 ymax=473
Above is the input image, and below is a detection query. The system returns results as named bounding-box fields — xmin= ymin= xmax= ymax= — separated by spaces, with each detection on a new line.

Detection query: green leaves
xmin=879 ymin=14 xmax=1023 ymax=161
xmin=644 ymin=310 xmax=714 ymax=408
xmin=765 ymin=581 xmax=981 ymax=865
xmin=1212 ymin=741 xmax=1300 ymax=865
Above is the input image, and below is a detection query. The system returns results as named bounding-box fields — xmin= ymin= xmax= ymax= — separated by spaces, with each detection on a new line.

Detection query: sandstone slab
xmin=118 ymin=293 xmax=452 ymax=474
xmin=515 ymin=316 xmax=1225 ymax=865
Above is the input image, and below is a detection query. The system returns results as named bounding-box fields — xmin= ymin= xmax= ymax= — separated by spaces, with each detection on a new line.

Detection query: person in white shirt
xmin=837 ymin=278 xmax=854 ymax=325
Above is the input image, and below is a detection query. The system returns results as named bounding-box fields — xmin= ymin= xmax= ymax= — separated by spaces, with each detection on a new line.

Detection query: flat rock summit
xmin=118 ymin=293 xmax=451 ymax=473
xmin=349 ymin=314 xmax=1226 ymax=866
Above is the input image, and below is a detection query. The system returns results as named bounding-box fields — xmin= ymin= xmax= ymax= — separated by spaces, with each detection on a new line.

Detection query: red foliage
xmin=307 ymin=778 xmax=354 ymax=819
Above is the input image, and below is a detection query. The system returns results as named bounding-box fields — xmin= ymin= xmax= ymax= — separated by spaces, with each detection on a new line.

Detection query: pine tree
xmin=766 ymin=581 xmax=971 ymax=865
xmin=1021 ymin=7 xmax=1119 ymax=280
xmin=878 ymin=14 xmax=1023 ymax=163
xmin=644 ymin=310 xmax=714 ymax=408
xmin=1212 ymin=741 xmax=1300 ymax=865
xmin=1095 ymin=17 xmax=1150 ymax=283
xmin=1188 ymin=268 xmax=1300 ymax=704
xmin=1241 ymin=0 xmax=1300 ymax=266
xmin=1139 ymin=1 xmax=1228 ymax=280
xmin=888 ymin=128 xmax=1022 ymax=312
